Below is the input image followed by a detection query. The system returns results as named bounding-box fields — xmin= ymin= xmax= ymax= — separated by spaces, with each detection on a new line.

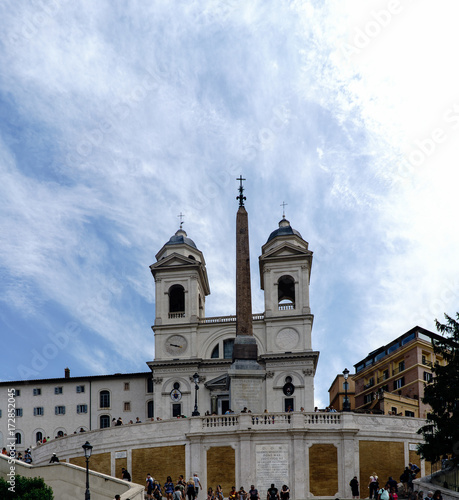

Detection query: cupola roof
xmin=165 ymin=228 xmax=197 ymax=249
xmin=266 ymin=218 xmax=302 ymax=242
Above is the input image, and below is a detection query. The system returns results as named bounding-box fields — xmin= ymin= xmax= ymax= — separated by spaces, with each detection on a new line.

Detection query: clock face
xmin=165 ymin=335 xmax=188 ymax=356
xmin=170 ymin=389 xmax=182 ymax=401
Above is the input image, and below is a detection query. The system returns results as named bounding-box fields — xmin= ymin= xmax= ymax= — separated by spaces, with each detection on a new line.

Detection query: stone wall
xmin=30 ymin=412 xmax=426 ymax=499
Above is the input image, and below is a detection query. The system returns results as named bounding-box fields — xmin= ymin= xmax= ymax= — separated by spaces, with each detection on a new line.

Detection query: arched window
xmin=169 ymin=285 xmax=185 ymax=313
xmin=147 ymin=400 xmax=154 ymax=419
xmin=278 ymin=275 xmax=295 ymax=308
xmin=36 ymin=431 xmax=43 ymax=443
xmin=100 ymin=415 xmax=110 ymax=429
xmin=57 ymin=430 xmax=64 ymax=437
xmin=211 ymin=344 xmax=220 ymax=358
xmin=15 ymin=432 xmax=22 ymax=445
xmin=100 ymin=390 xmax=110 ymax=408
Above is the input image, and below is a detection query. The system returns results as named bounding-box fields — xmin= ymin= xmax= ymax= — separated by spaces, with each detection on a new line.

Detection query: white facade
xmin=0 ymin=372 xmax=152 ymax=451
xmin=148 ymin=218 xmax=319 ymax=419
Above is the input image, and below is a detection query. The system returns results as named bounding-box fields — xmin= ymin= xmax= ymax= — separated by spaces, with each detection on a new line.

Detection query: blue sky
xmin=1 ymin=1 xmax=458 ymax=407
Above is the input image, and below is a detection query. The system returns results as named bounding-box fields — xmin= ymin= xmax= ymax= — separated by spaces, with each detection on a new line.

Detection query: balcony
xmin=199 ymin=313 xmax=265 ymax=324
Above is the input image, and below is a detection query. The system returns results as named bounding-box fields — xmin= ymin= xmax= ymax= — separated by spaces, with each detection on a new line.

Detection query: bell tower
xmin=149 ymin=223 xmax=210 ymax=360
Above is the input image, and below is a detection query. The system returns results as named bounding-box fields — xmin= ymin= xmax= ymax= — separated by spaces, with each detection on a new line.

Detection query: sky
xmin=1 ymin=0 xmax=458 ymax=408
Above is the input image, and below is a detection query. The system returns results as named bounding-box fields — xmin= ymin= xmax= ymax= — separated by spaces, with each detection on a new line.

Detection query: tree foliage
xmin=0 ymin=475 xmax=54 ymax=499
xmin=417 ymin=313 xmax=459 ymax=463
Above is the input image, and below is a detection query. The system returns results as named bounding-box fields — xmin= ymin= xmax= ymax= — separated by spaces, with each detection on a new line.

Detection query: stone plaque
xmin=114 ymin=451 xmax=127 ymax=459
xmin=256 ymin=444 xmax=289 ymax=495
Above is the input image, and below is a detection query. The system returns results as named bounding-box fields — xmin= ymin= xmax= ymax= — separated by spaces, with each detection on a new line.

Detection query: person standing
xmin=350 ymin=476 xmax=359 ymax=499
xmin=369 ymin=473 xmax=379 ymax=500
xmin=194 ymin=473 xmax=202 ymax=498
xmin=146 ymin=473 xmax=154 ymax=499
xmin=187 ymin=478 xmax=197 ymax=500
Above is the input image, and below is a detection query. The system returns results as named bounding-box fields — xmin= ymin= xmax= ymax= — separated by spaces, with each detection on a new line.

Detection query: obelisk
xmin=228 ymin=176 xmax=264 ymax=413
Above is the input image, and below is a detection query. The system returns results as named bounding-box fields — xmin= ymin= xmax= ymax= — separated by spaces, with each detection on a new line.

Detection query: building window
xmin=147 ymin=400 xmax=154 ymax=419
xmin=15 ymin=389 xmax=20 ymax=397
xmin=364 ymin=394 xmax=373 ymax=404
xmin=405 ymin=410 xmax=415 ymax=417
xmin=15 ymin=432 xmax=22 ymax=445
xmin=211 ymin=344 xmax=220 ymax=358
xmin=76 ymin=385 xmax=85 ymax=393
xmin=100 ymin=390 xmax=110 ymax=408
xmin=36 ymin=431 xmax=43 ymax=443
xmin=57 ymin=430 xmax=64 ymax=437
xmin=15 ymin=408 xmax=23 ymax=417
xmin=124 ymin=382 xmax=130 ymax=391
xmin=278 ymin=275 xmax=295 ymax=309
xmin=169 ymin=284 xmax=185 ymax=313
xmin=223 ymin=339 xmax=234 ymax=359
xmin=394 ymin=377 xmax=404 ymax=390
xmin=100 ymin=415 xmax=110 ymax=429
xmin=424 ymin=371 xmax=433 ymax=383
xmin=172 ymin=403 xmax=182 ymax=417
xmin=54 ymin=386 xmax=63 ymax=395
xmin=147 ymin=378 xmax=153 ymax=393
xmin=33 ymin=407 xmax=44 ymax=416
xmin=391 ymin=406 xmax=398 ymax=414
xmin=55 ymin=406 xmax=66 ymax=415
xmin=33 ymin=388 xmax=41 ymax=396
xmin=124 ymin=402 xmax=131 ymax=412
xmin=398 ymin=360 xmax=405 ymax=372
xmin=77 ymin=405 xmax=88 ymax=414
xmin=284 ymin=398 xmax=294 ymax=412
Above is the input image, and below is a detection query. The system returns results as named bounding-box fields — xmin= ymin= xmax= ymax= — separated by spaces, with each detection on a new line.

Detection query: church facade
xmin=148 ymin=210 xmax=319 ymax=418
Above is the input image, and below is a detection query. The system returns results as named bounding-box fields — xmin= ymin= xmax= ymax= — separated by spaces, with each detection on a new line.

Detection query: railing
xmin=168 ymin=312 xmax=185 ymax=319
xmin=306 ymin=413 xmax=341 ymax=425
xmin=203 ymin=415 xmax=239 ymax=427
xmin=199 ymin=313 xmax=265 ymax=324
xmin=251 ymin=414 xmax=292 ymax=425
xmin=431 ymin=466 xmax=459 ymax=492
xmin=278 ymin=304 xmax=295 ymax=310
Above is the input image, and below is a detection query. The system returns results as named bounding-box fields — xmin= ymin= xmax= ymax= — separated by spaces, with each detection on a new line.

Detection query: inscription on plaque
xmin=256 ymin=444 xmax=289 ymax=495
xmin=114 ymin=451 xmax=127 ymax=459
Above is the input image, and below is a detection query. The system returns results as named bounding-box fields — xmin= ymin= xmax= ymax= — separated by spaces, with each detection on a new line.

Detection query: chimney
xmin=65 ymin=367 xmax=70 ymax=379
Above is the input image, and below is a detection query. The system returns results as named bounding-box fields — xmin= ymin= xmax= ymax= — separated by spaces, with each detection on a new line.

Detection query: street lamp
xmin=82 ymin=441 xmax=93 ymax=500
xmin=192 ymin=372 xmax=200 ymax=416
xmin=342 ymin=368 xmax=351 ymax=412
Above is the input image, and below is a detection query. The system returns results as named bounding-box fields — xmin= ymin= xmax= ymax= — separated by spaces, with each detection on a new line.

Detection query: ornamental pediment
xmin=261 ymin=242 xmax=311 ymax=260
xmin=150 ymin=252 xmax=199 ymax=270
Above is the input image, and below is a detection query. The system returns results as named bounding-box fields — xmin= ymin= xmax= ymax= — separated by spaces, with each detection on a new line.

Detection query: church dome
xmin=267 ymin=218 xmax=302 ymax=243
xmin=165 ymin=229 xmax=197 ymax=249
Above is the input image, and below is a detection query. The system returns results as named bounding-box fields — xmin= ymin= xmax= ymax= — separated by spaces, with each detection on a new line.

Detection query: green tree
xmin=0 ymin=475 xmax=54 ymax=499
xmin=417 ymin=313 xmax=459 ymax=464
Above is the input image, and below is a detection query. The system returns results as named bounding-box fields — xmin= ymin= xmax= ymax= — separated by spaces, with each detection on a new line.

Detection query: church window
xmin=57 ymin=430 xmax=64 ymax=437
xmin=173 ymin=382 xmax=180 ymax=390
xmin=100 ymin=390 xmax=110 ymax=408
xmin=15 ymin=432 xmax=22 ymax=445
xmin=100 ymin=415 xmax=110 ymax=428
xmin=36 ymin=431 xmax=43 ymax=443
xmin=223 ymin=339 xmax=234 ymax=359
xmin=124 ymin=402 xmax=131 ymax=411
xmin=211 ymin=344 xmax=220 ymax=358
xmin=278 ymin=275 xmax=295 ymax=309
xmin=147 ymin=378 xmax=153 ymax=393
xmin=284 ymin=398 xmax=294 ymax=412
xmin=172 ymin=403 xmax=181 ymax=417
xmin=169 ymin=285 xmax=185 ymax=313
xmin=147 ymin=400 xmax=154 ymax=418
